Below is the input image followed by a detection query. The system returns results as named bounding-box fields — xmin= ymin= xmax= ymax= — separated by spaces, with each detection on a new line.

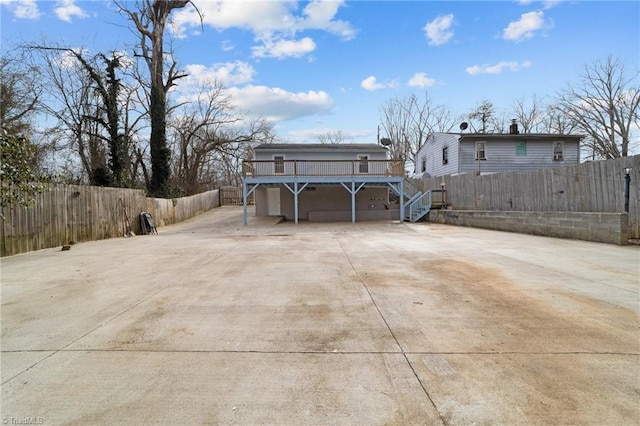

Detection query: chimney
xmin=509 ymin=119 xmax=519 ymax=135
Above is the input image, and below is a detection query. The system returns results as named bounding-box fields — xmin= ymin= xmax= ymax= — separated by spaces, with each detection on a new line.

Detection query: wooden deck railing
xmin=242 ymin=160 xmax=404 ymax=177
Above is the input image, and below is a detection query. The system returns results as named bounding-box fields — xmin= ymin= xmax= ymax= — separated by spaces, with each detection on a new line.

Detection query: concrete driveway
xmin=2 ymin=206 xmax=639 ymax=425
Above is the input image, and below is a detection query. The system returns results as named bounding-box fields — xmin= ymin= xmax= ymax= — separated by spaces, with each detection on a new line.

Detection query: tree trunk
xmin=148 ymin=84 xmax=170 ymax=196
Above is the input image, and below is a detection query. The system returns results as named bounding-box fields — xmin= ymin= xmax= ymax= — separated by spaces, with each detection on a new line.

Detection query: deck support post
xmin=340 ymin=181 xmax=366 ymax=223
xmin=242 ymin=180 xmax=248 ymax=225
xmin=351 ymin=181 xmax=356 ymax=223
xmin=399 ymin=179 xmax=405 ymax=222
xmin=242 ymin=181 xmax=261 ymax=225
xmin=294 ymin=181 xmax=298 ymax=224
xmin=283 ymin=181 xmax=308 ymax=224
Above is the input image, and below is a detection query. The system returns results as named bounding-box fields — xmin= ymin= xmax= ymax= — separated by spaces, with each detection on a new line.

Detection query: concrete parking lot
xmin=2 ymin=206 xmax=639 ymax=425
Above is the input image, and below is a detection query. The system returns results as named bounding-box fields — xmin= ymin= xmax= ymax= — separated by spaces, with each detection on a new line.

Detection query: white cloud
xmin=466 ymin=60 xmax=533 ymax=75
xmin=171 ymin=0 xmax=354 ymax=39
xmin=171 ymin=0 xmax=354 ymax=58
xmin=503 ymin=11 xmax=547 ymax=41
xmin=300 ymin=0 xmax=356 ymax=40
xmin=424 ymin=14 xmax=454 ymax=46
xmin=56 ymin=48 xmax=90 ymax=69
xmin=408 ymin=73 xmax=437 ymax=88
xmin=184 ymin=61 xmax=255 ymax=87
xmin=221 ymin=40 xmax=235 ymax=52
xmin=361 ymin=76 xmax=398 ymax=91
xmin=542 ymin=1 xmax=562 ymax=9
xmin=361 ymin=76 xmax=383 ymax=91
xmin=55 ymin=0 xmax=87 ymax=22
xmin=0 ymin=0 xmax=40 ymax=19
xmin=252 ymin=37 xmax=316 ymax=59
xmin=225 ymin=85 xmax=333 ymax=122
xmin=518 ymin=0 xmax=561 ymax=9
xmin=171 ymin=1 xmax=295 ymax=37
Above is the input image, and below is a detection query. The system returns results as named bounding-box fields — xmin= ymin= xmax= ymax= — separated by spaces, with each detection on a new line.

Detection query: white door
xmin=267 ymin=187 xmax=281 ymax=216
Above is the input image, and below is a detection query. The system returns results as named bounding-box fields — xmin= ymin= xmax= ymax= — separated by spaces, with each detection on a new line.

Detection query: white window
xmin=421 ymin=157 xmax=427 ymax=172
xmin=442 ymin=146 xmax=449 ymax=165
xmin=358 ymin=155 xmax=369 ymax=173
xmin=274 ymin=155 xmax=285 ymax=174
xmin=553 ymin=142 xmax=564 ymax=161
xmin=475 ymin=142 xmax=486 ymax=160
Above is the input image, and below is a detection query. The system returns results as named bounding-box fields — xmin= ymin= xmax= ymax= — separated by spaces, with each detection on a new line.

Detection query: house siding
xmin=459 ymin=138 xmax=581 ymax=174
xmin=254 ymin=147 xmax=388 ymax=162
xmin=415 ymin=133 xmax=460 ymax=177
xmin=413 ymin=133 xmax=582 ymax=178
xmin=248 ymin=144 xmax=397 ymax=222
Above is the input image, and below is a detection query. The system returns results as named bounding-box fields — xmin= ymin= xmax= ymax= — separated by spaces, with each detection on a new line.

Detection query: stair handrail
xmin=408 ymin=190 xmax=432 ymax=222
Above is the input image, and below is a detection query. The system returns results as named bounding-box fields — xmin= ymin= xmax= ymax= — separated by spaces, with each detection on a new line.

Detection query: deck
xmin=242 ymin=159 xmax=404 ymax=181
xmin=241 ymin=159 xmax=408 ymax=224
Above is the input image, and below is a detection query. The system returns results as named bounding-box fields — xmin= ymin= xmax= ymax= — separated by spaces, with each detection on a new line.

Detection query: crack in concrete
xmin=4 ymin=350 xmax=639 ymax=355
xmin=333 ymin=230 xmax=449 ymax=426
xmin=1 ymin=248 xmax=236 ymax=386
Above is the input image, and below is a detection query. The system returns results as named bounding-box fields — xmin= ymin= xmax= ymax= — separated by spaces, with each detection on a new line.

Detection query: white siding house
xmin=242 ymin=144 xmax=409 ymax=224
xmin=414 ymin=131 xmax=583 ymax=178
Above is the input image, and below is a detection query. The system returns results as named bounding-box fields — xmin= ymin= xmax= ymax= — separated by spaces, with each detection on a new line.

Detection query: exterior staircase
xmin=402 ymin=178 xmax=432 ymax=222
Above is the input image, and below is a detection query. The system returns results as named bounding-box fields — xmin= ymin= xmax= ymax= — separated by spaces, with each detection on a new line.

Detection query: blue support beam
xmin=340 ymin=181 xmax=366 ymax=223
xmin=283 ymin=181 xmax=308 ymax=224
xmin=387 ymin=181 xmax=406 ymax=222
xmin=242 ymin=181 xmax=261 ymax=225
xmin=242 ymin=181 xmax=248 ymax=225
xmin=400 ymin=179 xmax=404 ymax=222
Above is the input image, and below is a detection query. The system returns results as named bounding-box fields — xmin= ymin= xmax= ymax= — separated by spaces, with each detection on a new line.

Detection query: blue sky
xmin=2 ymin=0 xmax=638 ymax=144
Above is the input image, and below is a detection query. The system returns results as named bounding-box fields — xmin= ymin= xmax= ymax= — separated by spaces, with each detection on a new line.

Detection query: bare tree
xmin=32 ymin=47 xmax=105 ymax=184
xmin=541 ymin=103 xmax=579 ymax=135
xmin=556 ymin=56 xmax=639 ymax=159
xmin=468 ymin=99 xmax=495 ymax=133
xmin=510 ymin=95 xmax=547 ymax=133
xmin=379 ymin=97 xmax=412 ymax=165
xmin=41 ymin=48 xmax=131 ymax=186
xmin=116 ymin=0 xmax=200 ymax=197
xmin=0 ymin=51 xmax=41 ymax=137
xmin=168 ymin=81 xmax=274 ymax=194
xmin=379 ymin=91 xmax=458 ymax=171
xmin=210 ymin=121 xmax=275 ymax=188
xmin=317 ymin=130 xmax=351 ymax=144
xmin=30 ymin=45 xmax=142 ymax=186
xmin=489 ymin=113 xmax=509 ymax=134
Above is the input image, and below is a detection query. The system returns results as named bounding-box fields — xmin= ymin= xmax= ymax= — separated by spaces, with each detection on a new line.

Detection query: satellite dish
xmin=460 ymin=122 xmax=468 ymax=131
xmin=380 ymin=138 xmax=392 ymax=146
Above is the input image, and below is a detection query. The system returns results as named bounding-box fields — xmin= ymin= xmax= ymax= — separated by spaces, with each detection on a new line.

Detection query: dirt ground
xmin=1 ymin=206 xmax=639 ymax=425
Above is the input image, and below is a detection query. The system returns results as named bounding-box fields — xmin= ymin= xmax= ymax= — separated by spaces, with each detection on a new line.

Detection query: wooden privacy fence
xmin=420 ymin=155 xmax=640 ymax=239
xmin=220 ymin=186 xmax=252 ymax=206
xmin=1 ymin=185 xmax=220 ymax=257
